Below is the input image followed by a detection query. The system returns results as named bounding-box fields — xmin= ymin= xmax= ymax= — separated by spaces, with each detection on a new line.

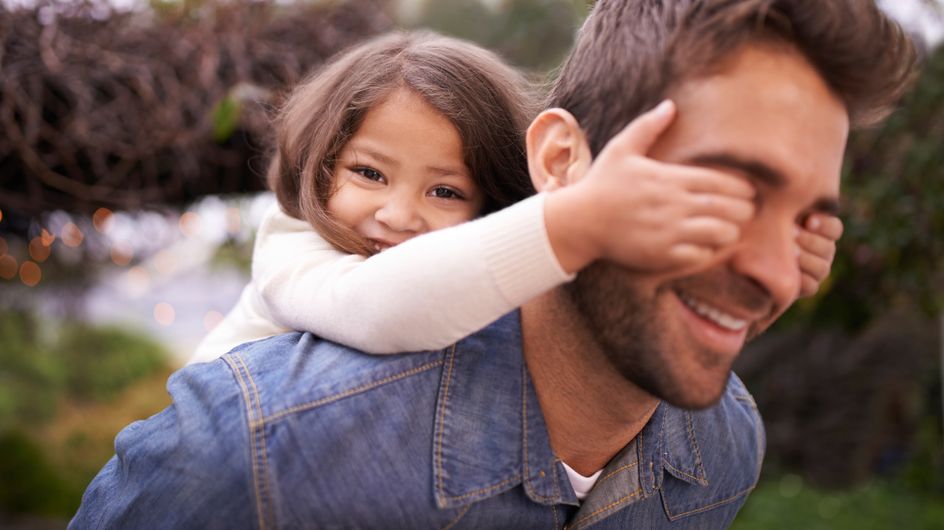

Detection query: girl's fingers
xmin=687 ymin=193 xmax=755 ymax=223
xmin=799 ymin=273 xmax=821 ymax=298
xmin=805 ymin=213 xmax=844 ymax=240
xmin=675 ymin=217 xmax=742 ymax=248
xmin=796 ymin=230 xmax=836 ymax=261
xmin=671 ymin=165 xmax=756 ymax=199
xmin=798 ymin=250 xmax=831 ymax=283
xmin=666 ymin=243 xmax=716 ymax=268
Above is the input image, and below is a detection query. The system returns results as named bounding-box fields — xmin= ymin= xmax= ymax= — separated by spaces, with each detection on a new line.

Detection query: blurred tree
xmin=0 ymin=0 xmax=393 ymax=222
xmin=418 ymin=0 xmax=588 ymax=72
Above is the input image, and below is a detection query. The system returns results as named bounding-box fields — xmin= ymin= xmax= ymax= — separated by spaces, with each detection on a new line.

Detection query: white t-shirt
xmin=561 ymin=461 xmax=603 ymax=501
xmin=188 ymin=194 xmax=573 ymax=364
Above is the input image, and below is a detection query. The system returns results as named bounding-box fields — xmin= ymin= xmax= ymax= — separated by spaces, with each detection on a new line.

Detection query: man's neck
xmin=520 ymin=289 xmax=659 ymax=476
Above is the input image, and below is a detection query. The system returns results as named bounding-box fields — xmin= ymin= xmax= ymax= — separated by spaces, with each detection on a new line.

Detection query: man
xmin=71 ymin=0 xmax=914 ymax=528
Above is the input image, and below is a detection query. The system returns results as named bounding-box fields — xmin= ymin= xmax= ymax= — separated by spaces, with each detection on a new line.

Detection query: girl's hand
xmin=546 ymin=100 xmax=756 ymax=273
xmin=797 ymin=213 xmax=843 ymax=297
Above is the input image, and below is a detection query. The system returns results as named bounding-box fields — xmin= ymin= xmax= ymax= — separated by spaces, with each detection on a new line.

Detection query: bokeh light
xmin=124 ymin=266 xmax=150 ymax=297
xmin=203 ymin=310 xmax=224 ymax=331
xmin=0 ymin=255 xmax=17 ymax=279
xmin=179 ymin=211 xmax=201 ymax=238
xmin=40 ymin=228 xmax=55 ymax=246
xmin=61 ymin=222 xmax=84 ymax=247
xmin=152 ymin=250 xmax=177 ymax=276
xmin=92 ymin=207 xmax=114 ymax=233
xmin=0 ymin=207 xmax=3 ymax=223
xmin=153 ymin=302 xmax=176 ymax=326
xmin=0 ymin=236 xmax=7 ymax=256
xmin=28 ymin=236 xmax=52 ymax=263
xmin=19 ymin=261 xmax=41 ymax=287
xmin=110 ymin=242 xmax=134 ymax=266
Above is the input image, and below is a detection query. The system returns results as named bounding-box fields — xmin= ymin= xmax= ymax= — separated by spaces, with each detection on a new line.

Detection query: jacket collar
xmin=431 ymin=311 xmax=708 ymax=510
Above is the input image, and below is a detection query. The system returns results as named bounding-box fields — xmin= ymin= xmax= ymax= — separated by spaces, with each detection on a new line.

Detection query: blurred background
xmin=0 ymin=0 xmax=941 ymax=528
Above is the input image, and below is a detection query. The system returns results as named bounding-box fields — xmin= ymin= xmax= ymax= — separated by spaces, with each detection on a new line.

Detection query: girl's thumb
xmin=610 ymin=99 xmax=676 ymax=155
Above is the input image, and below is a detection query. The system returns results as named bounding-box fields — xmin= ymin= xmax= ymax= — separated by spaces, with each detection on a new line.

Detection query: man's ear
xmin=526 ymin=108 xmax=593 ymax=193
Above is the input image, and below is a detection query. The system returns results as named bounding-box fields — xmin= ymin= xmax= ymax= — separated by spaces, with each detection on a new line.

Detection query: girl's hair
xmin=268 ymin=31 xmax=538 ymax=256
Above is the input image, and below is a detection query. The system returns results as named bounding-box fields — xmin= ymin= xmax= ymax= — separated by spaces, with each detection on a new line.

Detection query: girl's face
xmin=327 ymin=89 xmax=483 ymax=253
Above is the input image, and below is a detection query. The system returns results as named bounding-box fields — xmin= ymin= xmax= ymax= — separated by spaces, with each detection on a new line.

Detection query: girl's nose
xmin=374 ymin=194 xmax=424 ymax=233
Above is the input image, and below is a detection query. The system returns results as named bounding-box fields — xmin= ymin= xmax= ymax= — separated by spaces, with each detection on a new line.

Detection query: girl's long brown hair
xmin=268 ymin=31 xmax=538 ymax=256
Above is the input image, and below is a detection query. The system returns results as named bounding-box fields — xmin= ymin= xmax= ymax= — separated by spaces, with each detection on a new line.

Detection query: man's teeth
xmin=677 ymin=292 xmax=748 ymax=331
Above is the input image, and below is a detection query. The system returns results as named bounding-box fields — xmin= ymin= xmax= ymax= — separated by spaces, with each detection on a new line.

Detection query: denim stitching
xmin=441 ymin=476 xmax=520 ymax=502
xmin=664 ymin=484 xmax=755 ymax=520
xmin=684 ymin=412 xmax=708 ymax=484
xmin=551 ymin=503 xmax=560 ymax=528
xmin=223 ymin=354 xmax=268 ymax=530
xmin=235 ymin=354 xmax=275 ymax=530
xmin=263 ymin=360 xmax=445 ymax=424
xmin=441 ymin=503 xmax=472 ymax=530
xmin=435 ymin=346 xmax=457 ymax=503
xmin=567 ymin=487 xmax=644 ymax=528
xmin=522 ymin=363 xmax=556 ymax=502
xmin=662 ymin=461 xmax=704 ymax=484
xmin=733 ymin=394 xmax=758 ymax=409
xmin=596 ymin=461 xmax=639 ymax=486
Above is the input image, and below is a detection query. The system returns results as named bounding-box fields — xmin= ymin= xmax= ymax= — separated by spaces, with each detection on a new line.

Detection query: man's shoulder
xmin=690 ymin=372 xmax=765 ymax=473
xmin=207 ymin=331 xmax=449 ymax=416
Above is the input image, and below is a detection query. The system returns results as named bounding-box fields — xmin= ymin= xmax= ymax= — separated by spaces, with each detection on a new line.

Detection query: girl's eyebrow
xmin=347 ymin=145 xmax=398 ymax=167
xmin=426 ymin=164 xmax=470 ymax=178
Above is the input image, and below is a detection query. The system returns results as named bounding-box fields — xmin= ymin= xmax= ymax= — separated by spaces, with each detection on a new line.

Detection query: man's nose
xmin=729 ymin=216 xmax=802 ymax=310
xmin=374 ymin=192 xmax=424 ymax=233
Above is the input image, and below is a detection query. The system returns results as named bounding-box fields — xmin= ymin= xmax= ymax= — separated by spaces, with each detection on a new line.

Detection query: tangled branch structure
xmin=0 ymin=0 xmax=392 ymax=219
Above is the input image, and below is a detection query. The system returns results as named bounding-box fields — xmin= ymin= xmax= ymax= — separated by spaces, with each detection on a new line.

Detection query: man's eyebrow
xmin=687 ymin=153 xmax=787 ymax=188
xmin=687 ymin=152 xmax=840 ymax=215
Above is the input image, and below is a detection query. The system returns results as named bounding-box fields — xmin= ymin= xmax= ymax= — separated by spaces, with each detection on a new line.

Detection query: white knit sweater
xmin=188 ymin=193 xmax=572 ymax=364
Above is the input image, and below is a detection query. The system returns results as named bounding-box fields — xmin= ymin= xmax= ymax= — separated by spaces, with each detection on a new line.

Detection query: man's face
xmin=567 ymin=44 xmax=849 ymax=409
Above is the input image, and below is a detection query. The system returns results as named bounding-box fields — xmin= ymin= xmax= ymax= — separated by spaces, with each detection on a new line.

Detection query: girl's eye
xmin=354 ymin=167 xmax=385 ymax=183
xmin=430 ymin=186 xmax=465 ymax=200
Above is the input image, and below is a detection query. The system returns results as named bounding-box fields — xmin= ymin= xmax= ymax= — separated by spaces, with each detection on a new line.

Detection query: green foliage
xmin=732 ymin=475 xmax=944 ymax=530
xmin=0 ymin=430 xmax=80 ymax=517
xmin=418 ymin=0 xmax=589 ymax=71
xmin=0 ymin=310 xmax=169 ymax=517
xmin=212 ymin=94 xmax=243 ymax=143
xmin=55 ymin=324 xmax=166 ymax=402
xmin=0 ymin=311 xmax=168 ymax=423
xmin=0 ymin=313 xmax=64 ymax=429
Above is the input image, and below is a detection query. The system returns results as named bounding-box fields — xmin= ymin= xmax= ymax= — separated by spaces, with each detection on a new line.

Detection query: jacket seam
xmin=263 ymin=359 xmax=445 ymax=424
xmin=663 ymin=484 xmax=756 ymax=520
xmin=597 ymin=461 xmax=639 ymax=486
xmin=522 ymin=364 xmax=557 ymax=503
xmin=234 ymin=354 xmax=276 ymax=529
xmin=440 ymin=503 xmax=472 ymax=530
xmin=435 ymin=345 xmax=457 ymax=504
xmin=566 ymin=487 xmax=644 ymax=529
xmin=223 ymin=354 xmax=271 ymax=530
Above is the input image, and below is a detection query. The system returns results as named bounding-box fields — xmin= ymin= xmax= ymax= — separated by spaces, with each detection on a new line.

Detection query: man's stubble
xmin=563 ymin=261 xmax=773 ymax=410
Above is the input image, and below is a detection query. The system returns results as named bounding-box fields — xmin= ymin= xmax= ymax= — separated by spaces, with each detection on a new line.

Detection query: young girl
xmin=190 ymin=31 xmax=840 ymax=364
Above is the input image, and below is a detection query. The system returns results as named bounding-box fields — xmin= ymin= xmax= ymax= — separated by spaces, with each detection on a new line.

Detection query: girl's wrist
xmin=543 ymin=186 xmax=600 ymax=274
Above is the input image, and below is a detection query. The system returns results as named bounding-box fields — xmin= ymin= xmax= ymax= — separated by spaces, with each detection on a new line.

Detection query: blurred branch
xmin=0 ymin=0 xmax=393 ymax=221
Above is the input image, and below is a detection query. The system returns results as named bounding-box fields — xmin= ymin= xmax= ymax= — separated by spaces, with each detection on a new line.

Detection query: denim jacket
xmin=71 ymin=312 xmax=764 ymax=529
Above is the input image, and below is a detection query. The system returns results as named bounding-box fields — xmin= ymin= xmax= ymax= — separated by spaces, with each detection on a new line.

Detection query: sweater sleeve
xmin=254 ymin=194 xmax=573 ymax=354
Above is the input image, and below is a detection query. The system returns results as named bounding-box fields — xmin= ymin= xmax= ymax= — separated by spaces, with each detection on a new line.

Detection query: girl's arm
xmin=254 ymin=194 xmax=572 ymax=354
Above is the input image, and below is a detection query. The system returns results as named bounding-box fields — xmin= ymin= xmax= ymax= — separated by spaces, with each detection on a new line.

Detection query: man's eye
xmin=354 ymin=167 xmax=384 ymax=182
xmin=430 ymin=186 xmax=464 ymax=200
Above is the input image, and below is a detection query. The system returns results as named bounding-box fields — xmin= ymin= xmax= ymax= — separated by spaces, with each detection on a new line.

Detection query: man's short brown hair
xmin=549 ymin=0 xmax=917 ymax=156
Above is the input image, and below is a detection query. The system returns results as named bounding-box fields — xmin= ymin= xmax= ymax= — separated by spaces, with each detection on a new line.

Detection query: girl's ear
xmin=526 ymin=108 xmax=593 ymax=192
